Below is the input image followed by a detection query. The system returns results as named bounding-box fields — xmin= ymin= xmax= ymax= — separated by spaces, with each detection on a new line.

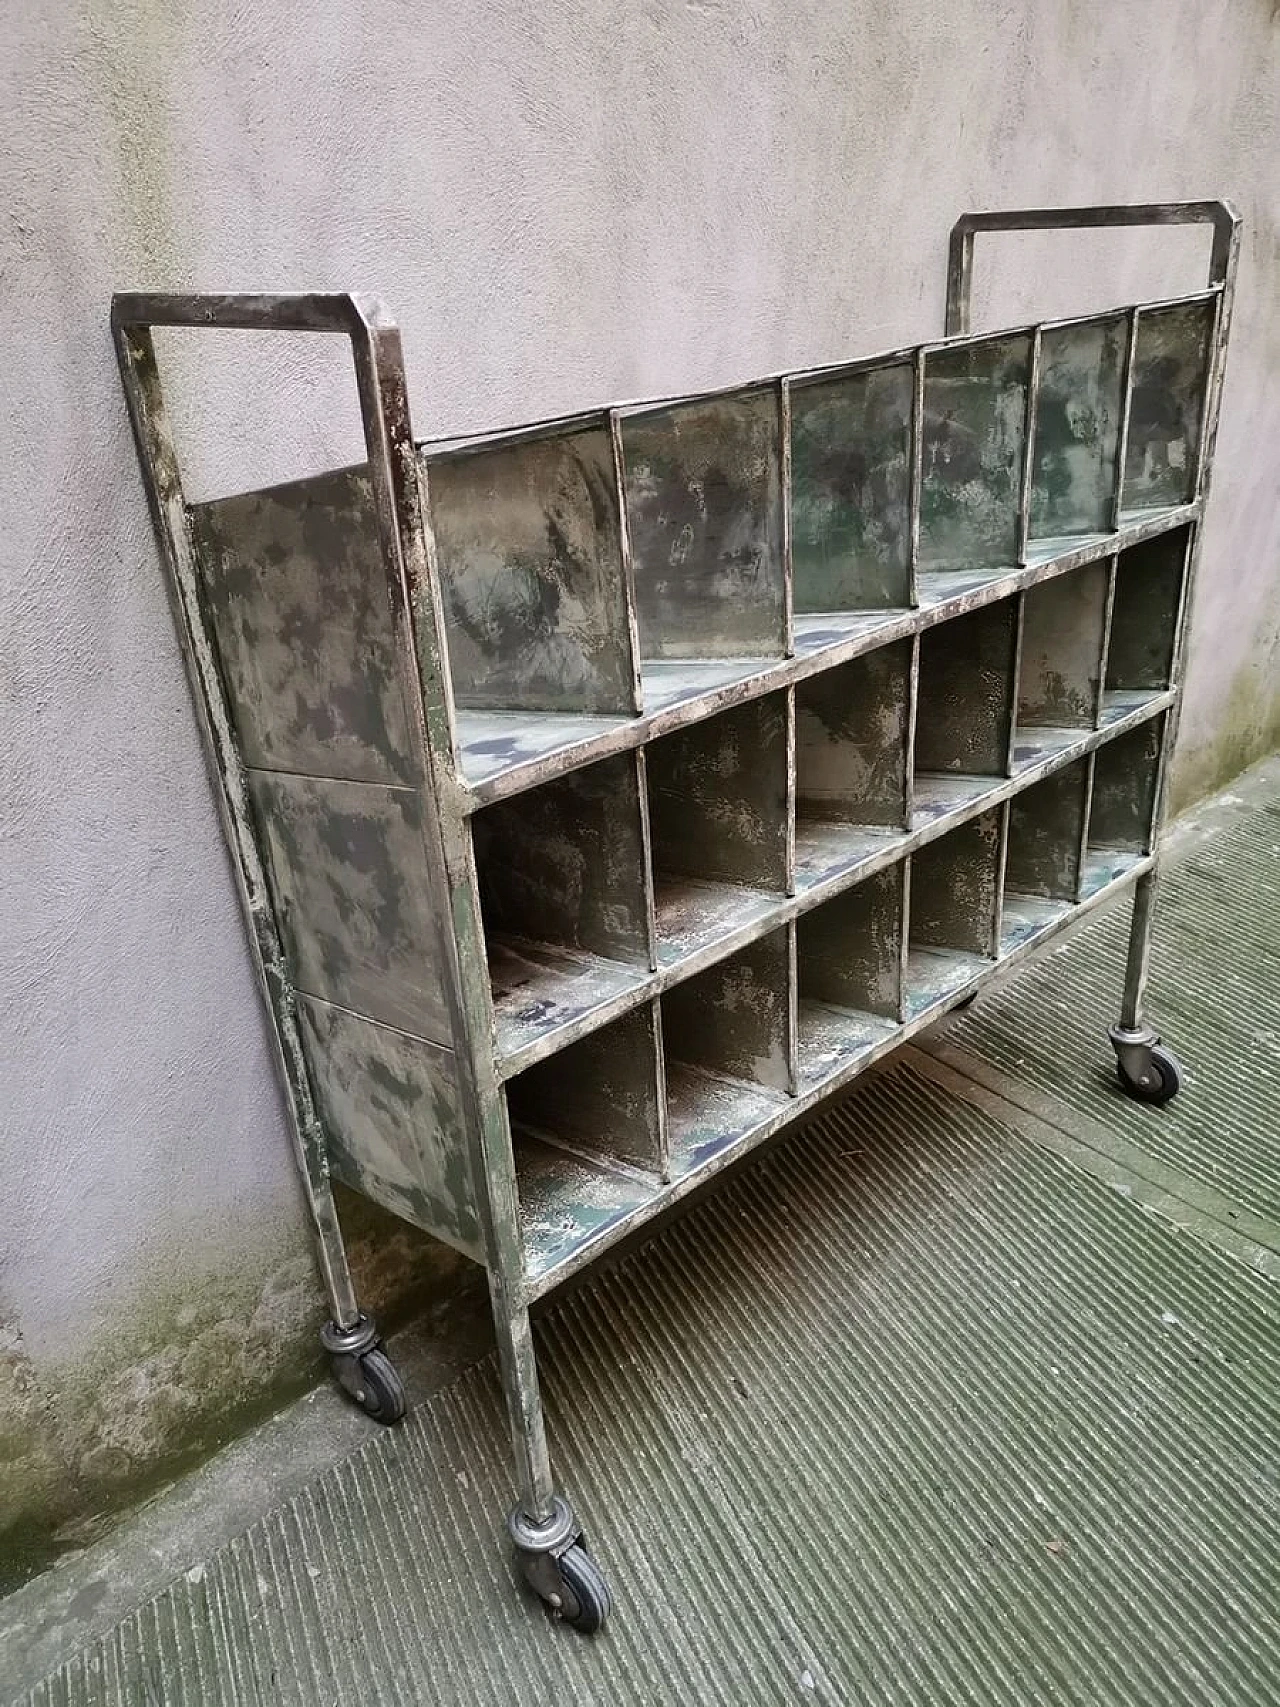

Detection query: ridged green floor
xmin=13 ymin=764 xmax=1280 ymax=1707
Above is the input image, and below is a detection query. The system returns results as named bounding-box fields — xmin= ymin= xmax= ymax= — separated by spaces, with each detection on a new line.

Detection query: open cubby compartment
xmin=913 ymin=599 xmax=1018 ymax=823
xmin=917 ymin=331 xmax=1032 ymax=587
xmin=506 ymin=1002 xmax=666 ymax=1284
xmin=1027 ymin=313 xmax=1127 ymax=553
xmin=1015 ymin=561 xmax=1110 ymax=756
xmin=793 ymin=638 xmax=913 ymax=893
xmin=1083 ymin=715 xmax=1165 ymax=896
xmin=425 ymin=415 xmax=642 ymax=786
xmin=796 ymin=865 xmax=906 ymax=1088
xmin=661 ymin=926 xmax=796 ymax=1178
xmin=787 ymin=356 xmax=914 ymax=631
xmin=1104 ymin=525 xmax=1191 ymax=708
xmin=618 ymin=383 xmax=788 ymax=713
xmin=645 ymin=690 xmax=792 ymax=965
xmin=471 ymin=750 xmax=653 ymax=1069
xmin=1121 ymin=296 xmax=1216 ymax=518
xmin=905 ymin=808 xmax=1004 ymax=1015
xmin=1001 ymin=759 xmax=1091 ymax=950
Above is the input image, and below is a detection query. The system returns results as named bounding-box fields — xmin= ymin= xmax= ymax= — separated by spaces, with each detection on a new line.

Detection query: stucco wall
xmin=4 ymin=0 xmax=1279 ymax=1572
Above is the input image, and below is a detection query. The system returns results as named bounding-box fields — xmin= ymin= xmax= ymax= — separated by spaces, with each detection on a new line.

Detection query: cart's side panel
xmin=297 ymin=997 xmax=483 ymax=1258
xmin=193 ymin=469 xmax=419 ymax=785
xmin=190 ymin=469 xmax=483 ymax=1254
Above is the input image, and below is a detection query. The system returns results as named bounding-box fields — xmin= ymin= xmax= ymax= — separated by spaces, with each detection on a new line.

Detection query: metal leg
xmin=308 ymin=1179 xmax=407 ymax=1426
xmin=490 ymin=1277 xmax=613 ymax=1633
xmin=1108 ymin=866 xmax=1183 ymax=1105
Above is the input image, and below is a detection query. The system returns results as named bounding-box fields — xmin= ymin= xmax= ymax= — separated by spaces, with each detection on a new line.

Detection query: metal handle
xmin=945 ymin=200 xmax=1242 ymax=335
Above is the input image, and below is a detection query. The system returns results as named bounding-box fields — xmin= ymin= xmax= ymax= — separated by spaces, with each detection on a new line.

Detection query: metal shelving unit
xmin=112 ymin=201 xmax=1239 ymax=1633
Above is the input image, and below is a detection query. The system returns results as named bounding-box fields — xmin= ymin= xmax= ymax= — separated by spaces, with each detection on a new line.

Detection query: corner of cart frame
xmin=111 ymin=200 xmax=1241 ymax=1634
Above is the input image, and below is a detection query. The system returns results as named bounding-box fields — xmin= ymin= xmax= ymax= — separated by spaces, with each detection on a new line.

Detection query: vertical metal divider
xmin=1076 ymin=752 xmax=1099 ymax=903
xmin=1096 ymin=553 xmax=1120 ymax=725
xmin=784 ymin=917 xmax=801 ymax=1098
xmin=903 ymin=634 xmax=921 ymax=829
xmin=608 ymin=406 xmax=646 ymax=716
xmin=783 ymin=676 xmax=800 ymax=1097
xmin=1007 ymin=591 xmax=1027 ymax=777
xmin=784 ymin=684 xmax=798 ymax=898
xmin=1016 ymin=328 xmax=1043 ymax=564
xmin=896 ymin=855 xmax=914 ymax=1023
xmin=634 ymin=746 xmax=671 ymax=1178
xmin=992 ymin=799 xmax=1012 ymax=957
xmin=907 ymin=347 xmax=926 ymax=607
xmin=778 ymin=377 xmax=796 ymax=656
xmin=1110 ymin=307 xmax=1141 ymax=531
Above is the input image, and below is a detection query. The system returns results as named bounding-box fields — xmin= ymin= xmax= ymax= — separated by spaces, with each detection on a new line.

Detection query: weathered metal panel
xmin=797 ymin=864 xmax=905 ymax=1020
xmin=296 ymin=995 xmax=482 ymax=1258
xmin=191 ymin=468 xmax=416 ymax=786
xmin=909 ymin=810 xmax=1001 ymax=957
xmin=795 ymin=640 xmax=912 ymax=826
xmin=621 ymin=388 xmax=786 ymax=659
xmin=661 ymin=928 xmax=793 ymax=1093
xmin=788 ymin=362 xmax=913 ymax=611
xmin=425 ymin=424 xmax=639 ymax=715
xmin=506 ymin=1002 xmax=664 ymax=1174
xmin=915 ymin=600 xmax=1018 ymax=775
xmin=249 ymin=770 xmax=451 ymax=1043
xmin=1030 ymin=316 xmax=1125 ymax=540
xmin=1018 ymin=563 xmax=1109 ymax=727
xmin=472 ymin=751 xmax=650 ymax=967
xmin=1106 ymin=528 xmax=1189 ymax=692
xmin=1005 ymin=760 xmax=1089 ymax=899
xmin=1090 ymin=718 xmax=1164 ymax=851
xmin=646 ymin=693 xmax=790 ymax=891
xmin=1123 ymin=300 xmax=1214 ymax=511
xmin=919 ymin=334 xmax=1031 ymax=573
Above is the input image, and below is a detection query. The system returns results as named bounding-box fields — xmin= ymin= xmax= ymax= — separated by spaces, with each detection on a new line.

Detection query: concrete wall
xmin=4 ymin=0 xmax=1279 ymax=1573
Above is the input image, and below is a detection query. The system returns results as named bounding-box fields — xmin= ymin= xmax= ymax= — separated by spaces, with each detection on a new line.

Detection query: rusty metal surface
xmin=296 ymin=995 xmax=481 ymax=1258
xmin=1106 ymin=527 xmax=1190 ymax=693
xmin=909 ymin=809 xmax=1002 ymax=959
xmin=1030 ymin=316 xmax=1125 ymax=541
xmin=1017 ymin=561 xmax=1109 ymax=728
xmin=661 ymin=926 xmax=795 ymax=1096
xmin=646 ymin=692 xmax=790 ymax=893
xmin=798 ymin=863 xmax=906 ymax=1024
xmin=426 ymin=422 xmax=639 ymax=715
xmin=916 ymin=599 xmax=1019 ymax=776
xmin=1005 ymin=759 xmax=1090 ymax=901
xmin=1090 ymin=717 xmax=1164 ymax=853
xmin=192 ymin=470 xmax=418 ymax=785
xmin=506 ymin=1002 xmax=665 ymax=1179
xmin=796 ymin=640 xmax=912 ymax=827
xmin=472 ymin=751 xmax=651 ymax=969
xmin=1123 ymin=300 xmax=1215 ymax=513
xmin=788 ymin=360 xmax=913 ymax=611
xmin=919 ymin=334 xmax=1031 ymax=574
xmin=620 ymin=387 xmax=787 ymax=660
xmin=248 ymin=770 xmax=451 ymax=1042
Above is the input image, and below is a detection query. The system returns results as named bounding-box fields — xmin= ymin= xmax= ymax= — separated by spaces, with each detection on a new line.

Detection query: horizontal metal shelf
xmin=493 ymin=687 xmax=1173 ymax=1078
xmin=456 ymin=500 xmax=1197 ymax=809
xmin=516 ymin=849 xmax=1152 ymax=1300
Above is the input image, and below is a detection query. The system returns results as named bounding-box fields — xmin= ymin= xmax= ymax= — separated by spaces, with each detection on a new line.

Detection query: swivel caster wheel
xmin=321 ymin=1317 xmax=406 ymax=1424
xmin=1109 ymin=1027 xmax=1182 ymax=1106
xmin=510 ymin=1497 xmax=613 ymax=1634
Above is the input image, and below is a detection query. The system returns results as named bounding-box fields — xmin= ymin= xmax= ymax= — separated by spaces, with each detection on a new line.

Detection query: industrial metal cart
xmin=113 ymin=201 xmax=1238 ymax=1632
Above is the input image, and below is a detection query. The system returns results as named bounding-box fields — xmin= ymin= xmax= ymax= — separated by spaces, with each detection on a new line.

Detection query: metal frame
xmin=945 ymin=201 xmax=1241 ymax=1073
xmin=112 ymin=201 xmax=1239 ymax=1631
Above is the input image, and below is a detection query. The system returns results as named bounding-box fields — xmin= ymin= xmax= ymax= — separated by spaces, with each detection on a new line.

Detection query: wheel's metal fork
xmin=1109 ymin=867 xmax=1181 ymax=1102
